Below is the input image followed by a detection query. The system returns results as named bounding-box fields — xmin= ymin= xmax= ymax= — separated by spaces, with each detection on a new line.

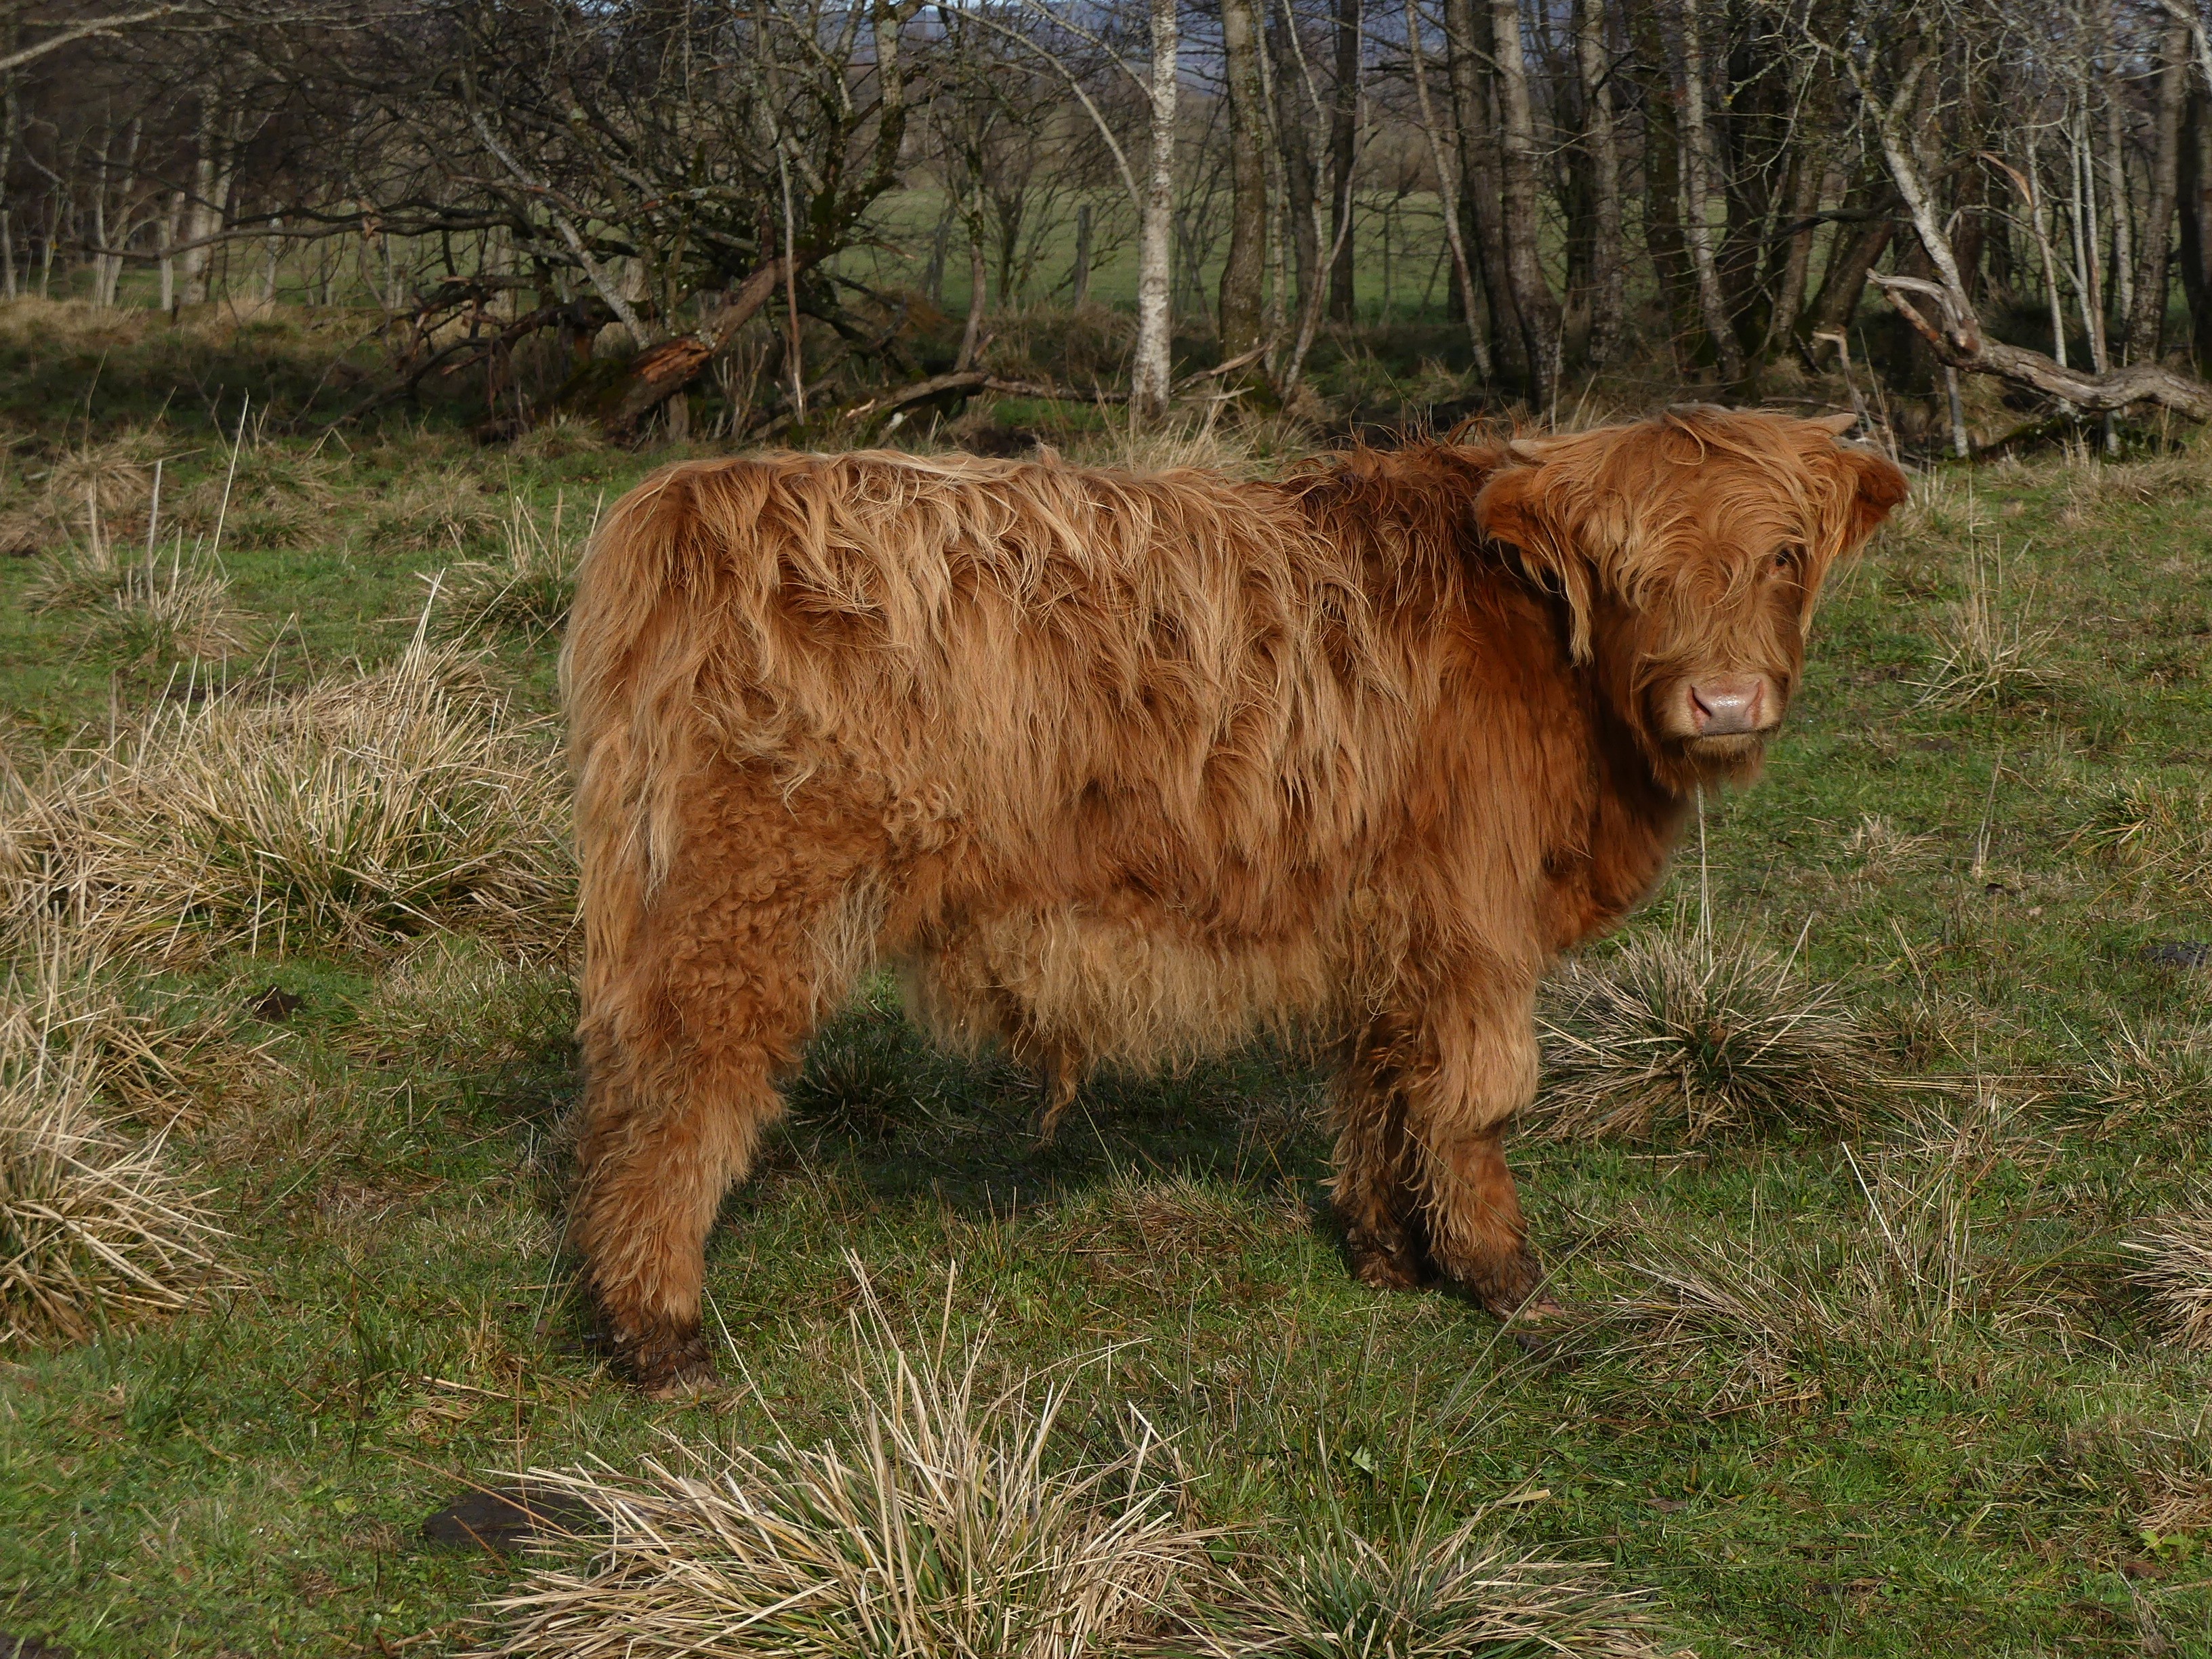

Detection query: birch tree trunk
xmin=1406 ymin=0 xmax=1490 ymax=375
xmin=2128 ymin=16 xmax=2190 ymax=361
xmin=1574 ymin=0 xmax=1624 ymax=365
xmin=1217 ymin=0 xmax=1269 ymax=357
xmin=1269 ymin=2 xmax=1320 ymax=329
xmin=1444 ymin=0 xmax=1523 ymax=382
xmin=1132 ymin=0 xmax=1180 ymax=420
xmin=1327 ymin=0 xmax=1359 ymax=322
xmin=0 ymin=63 xmax=13 ymax=302
xmin=2182 ymin=85 xmax=2212 ymax=372
xmin=2099 ymin=16 xmax=2133 ymax=346
xmin=1669 ymin=0 xmax=1744 ymax=383
xmin=1491 ymin=0 xmax=1561 ymax=403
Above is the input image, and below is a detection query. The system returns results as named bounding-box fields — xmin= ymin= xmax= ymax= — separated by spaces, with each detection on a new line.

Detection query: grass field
xmin=1 ymin=299 xmax=2211 ymax=1658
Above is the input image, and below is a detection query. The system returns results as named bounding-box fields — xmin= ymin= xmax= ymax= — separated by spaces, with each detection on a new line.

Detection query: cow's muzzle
xmin=1686 ymin=676 xmax=1774 ymax=738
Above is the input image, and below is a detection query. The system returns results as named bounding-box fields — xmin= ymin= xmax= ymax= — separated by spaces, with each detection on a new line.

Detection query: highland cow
xmin=562 ymin=407 xmax=1907 ymax=1393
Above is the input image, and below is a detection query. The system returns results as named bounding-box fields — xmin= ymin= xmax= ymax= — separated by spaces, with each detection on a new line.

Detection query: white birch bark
xmin=1132 ymin=0 xmax=1179 ymax=420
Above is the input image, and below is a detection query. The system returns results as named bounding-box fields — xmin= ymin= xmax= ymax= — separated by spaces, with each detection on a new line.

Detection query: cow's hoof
xmin=1500 ymin=1294 xmax=1573 ymax=1355
xmin=1347 ymin=1233 xmax=1427 ymax=1291
xmin=615 ymin=1322 xmax=722 ymax=1399
xmin=1447 ymin=1243 xmax=1548 ymax=1324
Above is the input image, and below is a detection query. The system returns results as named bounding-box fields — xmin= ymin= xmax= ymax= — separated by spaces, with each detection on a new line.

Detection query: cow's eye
xmin=1770 ymin=543 xmax=1804 ymax=574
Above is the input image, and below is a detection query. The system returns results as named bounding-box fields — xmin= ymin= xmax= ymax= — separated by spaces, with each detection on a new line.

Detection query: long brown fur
xmin=561 ymin=406 xmax=1908 ymax=1391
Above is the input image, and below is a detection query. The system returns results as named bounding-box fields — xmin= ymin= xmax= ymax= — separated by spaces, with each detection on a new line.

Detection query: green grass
xmin=1 ymin=306 xmax=2211 ymax=1655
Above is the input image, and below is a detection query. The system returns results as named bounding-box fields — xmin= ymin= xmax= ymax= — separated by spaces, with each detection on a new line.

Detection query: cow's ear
xmin=1476 ymin=462 xmax=1595 ymax=662
xmin=1836 ymin=443 xmax=1909 ymax=548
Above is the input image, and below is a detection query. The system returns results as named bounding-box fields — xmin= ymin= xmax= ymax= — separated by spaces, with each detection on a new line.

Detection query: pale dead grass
xmin=1889 ymin=470 xmax=1990 ymax=550
xmin=173 ymin=439 xmax=344 ymax=550
xmin=87 ymin=552 xmax=256 ymax=666
xmin=349 ymin=937 xmax=575 ymax=1072
xmin=0 ymin=989 xmax=222 ymax=1345
xmin=436 ymin=491 xmax=598 ymax=643
xmin=1056 ymin=411 xmax=1303 ymax=481
xmin=27 ymin=527 xmax=253 ymax=665
xmin=2127 ymin=1204 xmax=2212 ymax=1350
xmin=477 ymin=1276 xmax=1204 ymax=1659
xmin=365 ymin=466 xmax=506 ymax=555
xmin=0 ymin=634 xmax=571 ymax=962
xmin=2057 ymin=442 xmax=2212 ymax=525
xmin=1528 ymin=924 xmax=1887 ymax=1142
xmin=2072 ymin=774 xmax=2212 ymax=900
xmin=5 ymin=926 xmax=277 ymax=1126
xmin=509 ymin=414 xmax=610 ymax=462
xmin=1185 ymin=1514 xmax=1669 ymax=1659
xmin=1908 ymin=544 xmax=2060 ymax=710
xmin=1 ymin=428 xmax=173 ymax=562
xmin=2079 ymin=1019 xmax=2212 ymax=1133
xmin=1578 ymin=1095 xmax=2081 ymax=1400
xmin=1046 ymin=1170 xmax=1304 ymax=1266
xmin=1841 ymin=813 xmax=1938 ymax=885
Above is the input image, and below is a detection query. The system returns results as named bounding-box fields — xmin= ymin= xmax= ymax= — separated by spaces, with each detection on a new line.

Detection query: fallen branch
xmin=1872 ymin=274 xmax=2212 ymax=423
xmin=840 ymin=371 xmax=1131 ymax=427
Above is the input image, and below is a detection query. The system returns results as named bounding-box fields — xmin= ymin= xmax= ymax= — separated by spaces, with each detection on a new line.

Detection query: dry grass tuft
xmin=1908 ymin=545 xmax=2059 ymax=710
xmin=366 ymin=467 xmax=505 ymax=556
xmin=0 ymin=992 xmax=222 ymax=1345
xmin=1528 ymin=926 xmax=1885 ymax=1142
xmin=2080 ymin=1019 xmax=2212 ymax=1132
xmin=2127 ymin=1206 xmax=2212 ymax=1350
xmin=2072 ymin=775 xmax=2212 ymax=898
xmin=478 ymin=1282 xmax=1201 ymax=1659
xmin=1841 ymin=813 xmax=1937 ymax=884
xmin=1582 ymin=1097 xmax=2075 ymax=1397
xmin=509 ymin=415 xmax=609 ymax=461
xmin=4 ymin=932 xmax=272 ymax=1125
xmin=0 ymin=429 xmax=173 ymax=559
xmin=1058 ymin=412 xmax=1292 ymax=480
xmin=2057 ymin=444 xmax=2212 ymax=525
xmin=86 ymin=553 xmax=255 ymax=666
xmin=1889 ymin=470 xmax=1989 ymax=550
xmin=174 ymin=441 xmax=343 ymax=550
xmin=0 ymin=634 xmax=571 ymax=961
xmin=28 ymin=532 xmax=253 ymax=665
xmin=436 ymin=493 xmax=596 ymax=643
xmin=1187 ymin=1515 xmax=1668 ymax=1659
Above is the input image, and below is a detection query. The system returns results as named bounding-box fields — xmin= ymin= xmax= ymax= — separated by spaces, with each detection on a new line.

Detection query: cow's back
xmin=569 ymin=449 xmax=1409 ymax=931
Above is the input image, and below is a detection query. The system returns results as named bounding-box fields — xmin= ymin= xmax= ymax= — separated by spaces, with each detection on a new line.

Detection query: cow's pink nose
xmin=1689 ymin=677 xmax=1767 ymax=736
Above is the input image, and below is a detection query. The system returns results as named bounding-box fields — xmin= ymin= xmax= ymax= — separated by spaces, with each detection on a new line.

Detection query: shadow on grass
xmin=762 ymin=987 xmax=1336 ymax=1221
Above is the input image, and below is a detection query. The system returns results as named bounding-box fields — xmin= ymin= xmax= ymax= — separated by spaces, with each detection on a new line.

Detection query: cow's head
xmin=1474 ymin=406 xmax=1908 ymax=791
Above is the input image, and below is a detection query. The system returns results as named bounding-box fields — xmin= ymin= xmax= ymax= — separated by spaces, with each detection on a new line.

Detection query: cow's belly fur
xmin=895 ymin=905 xmax=1350 ymax=1078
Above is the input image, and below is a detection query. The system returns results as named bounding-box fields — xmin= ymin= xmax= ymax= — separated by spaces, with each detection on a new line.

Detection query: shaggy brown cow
xmin=562 ymin=406 xmax=1907 ymax=1393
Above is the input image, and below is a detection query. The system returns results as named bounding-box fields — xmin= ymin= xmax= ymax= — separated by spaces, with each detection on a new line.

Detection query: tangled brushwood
xmin=0 ymin=635 xmax=571 ymax=961
xmin=2127 ymin=1207 xmax=2212 ymax=1350
xmin=478 ymin=1295 xmax=1203 ymax=1659
xmin=1529 ymin=928 xmax=1884 ymax=1141
xmin=1188 ymin=1517 xmax=1667 ymax=1659
xmin=0 ymin=991 xmax=220 ymax=1345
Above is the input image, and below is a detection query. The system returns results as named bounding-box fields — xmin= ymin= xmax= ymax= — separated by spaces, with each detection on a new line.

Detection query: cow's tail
xmin=561 ymin=462 xmax=752 ymax=1019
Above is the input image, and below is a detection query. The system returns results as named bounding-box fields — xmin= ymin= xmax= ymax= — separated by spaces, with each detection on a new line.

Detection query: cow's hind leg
xmin=575 ymin=808 xmax=869 ymax=1394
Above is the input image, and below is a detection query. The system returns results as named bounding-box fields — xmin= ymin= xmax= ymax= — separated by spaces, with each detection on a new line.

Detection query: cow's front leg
xmin=1328 ymin=1070 xmax=1428 ymax=1290
xmin=1338 ymin=969 xmax=1557 ymax=1322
